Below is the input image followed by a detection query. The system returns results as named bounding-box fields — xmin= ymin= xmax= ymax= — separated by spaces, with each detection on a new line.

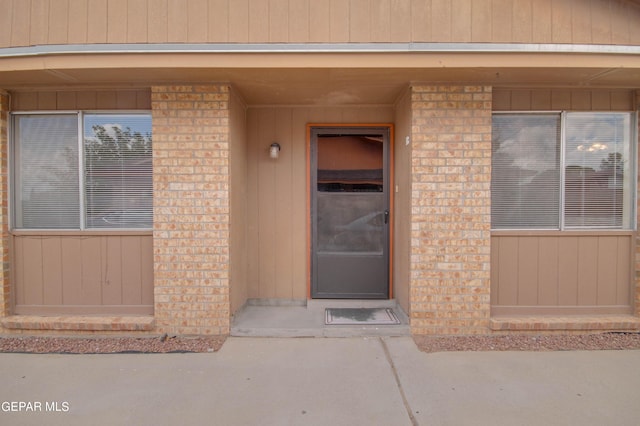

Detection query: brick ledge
xmin=490 ymin=315 xmax=640 ymax=331
xmin=1 ymin=315 xmax=155 ymax=332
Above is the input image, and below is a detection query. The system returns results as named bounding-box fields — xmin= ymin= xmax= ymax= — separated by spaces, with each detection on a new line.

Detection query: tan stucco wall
xmin=2 ymin=0 xmax=640 ymax=47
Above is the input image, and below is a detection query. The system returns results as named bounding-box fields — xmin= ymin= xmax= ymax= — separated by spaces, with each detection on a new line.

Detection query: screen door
xmin=311 ymin=127 xmax=390 ymax=299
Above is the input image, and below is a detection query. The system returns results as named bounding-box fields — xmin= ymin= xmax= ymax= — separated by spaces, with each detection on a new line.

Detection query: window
xmin=12 ymin=112 xmax=152 ymax=230
xmin=491 ymin=112 xmax=636 ymax=230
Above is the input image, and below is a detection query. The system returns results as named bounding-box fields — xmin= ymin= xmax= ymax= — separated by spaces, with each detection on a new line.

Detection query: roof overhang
xmin=1 ymin=43 xmax=639 ymax=105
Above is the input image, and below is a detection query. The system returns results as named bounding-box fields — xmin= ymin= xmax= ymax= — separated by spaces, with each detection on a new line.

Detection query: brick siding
xmin=151 ymin=85 xmax=231 ymax=335
xmin=410 ymin=85 xmax=493 ymax=334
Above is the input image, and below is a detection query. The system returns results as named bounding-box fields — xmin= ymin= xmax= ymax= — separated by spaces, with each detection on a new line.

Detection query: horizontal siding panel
xmin=512 ymin=0 xmax=533 ymax=43
xmin=269 ymin=0 xmax=289 ymax=42
xmin=616 ymin=236 xmax=631 ymax=305
xmin=10 ymin=0 xmax=30 ymax=47
xmin=2 ymin=0 xmax=640 ymax=47
xmin=103 ymin=236 xmax=123 ymax=305
xmin=61 ymin=237 xmax=83 ymax=305
xmin=492 ymin=0 xmax=513 ymax=43
xmin=168 ymin=0 xmax=188 ymax=43
xmin=390 ymin=0 xmax=411 ymax=42
xmin=493 ymin=89 xmax=634 ymax=111
xmin=42 ymin=238 xmax=63 ymax=305
xmin=81 ymin=237 xmax=103 ymax=305
xmin=49 ymin=0 xmax=70 ymax=45
xmin=30 ymin=0 xmax=50 ymax=46
xmin=208 ymin=0 xmax=229 ymax=42
xmin=517 ymin=237 xmax=538 ymax=305
xmin=128 ymin=0 xmax=149 ymax=43
xmin=107 ymin=0 xmax=128 ymax=44
xmin=11 ymin=90 xmax=151 ymax=110
xmin=0 ymin=0 xmax=12 ymax=48
xmin=12 ymin=234 xmax=153 ymax=314
xmin=537 ymin=237 xmax=559 ymax=305
xmin=87 ymin=0 xmax=108 ymax=44
xmin=496 ymin=236 xmax=518 ymax=305
xmin=68 ymin=0 xmax=89 ymax=44
xmin=597 ymin=236 xmax=619 ymax=305
xmin=491 ymin=234 xmax=633 ymax=311
xmin=228 ymin=0 xmax=249 ymax=42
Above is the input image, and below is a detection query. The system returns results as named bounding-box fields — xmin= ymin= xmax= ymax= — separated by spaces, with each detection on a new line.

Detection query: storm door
xmin=311 ymin=127 xmax=390 ymax=298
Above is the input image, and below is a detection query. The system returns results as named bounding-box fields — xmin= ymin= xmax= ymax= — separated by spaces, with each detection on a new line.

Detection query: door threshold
xmin=306 ymin=299 xmax=398 ymax=309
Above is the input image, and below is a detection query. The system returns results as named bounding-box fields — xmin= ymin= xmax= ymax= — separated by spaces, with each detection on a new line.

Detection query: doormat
xmin=325 ymin=308 xmax=400 ymax=325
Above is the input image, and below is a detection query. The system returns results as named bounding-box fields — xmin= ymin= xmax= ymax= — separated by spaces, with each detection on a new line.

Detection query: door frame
xmin=306 ymin=124 xmax=394 ymax=299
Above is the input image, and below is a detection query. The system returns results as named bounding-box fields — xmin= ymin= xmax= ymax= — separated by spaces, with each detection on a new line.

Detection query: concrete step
xmin=231 ymin=299 xmax=410 ymax=338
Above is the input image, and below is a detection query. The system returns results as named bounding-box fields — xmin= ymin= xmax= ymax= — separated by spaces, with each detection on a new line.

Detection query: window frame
xmin=9 ymin=110 xmax=153 ymax=232
xmin=491 ymin=110 xmax=638 ymax=231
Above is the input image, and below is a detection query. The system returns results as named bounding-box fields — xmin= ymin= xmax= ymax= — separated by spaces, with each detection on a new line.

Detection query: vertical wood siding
xmin=13 ymin=234 xmax=153 ymax=314
xmin=491 ymin=87 xmax=636 ymax=315
xmin=1 ymin=0 xmax=639 ymax=48
xmin=8 ymin=89 xmax=153 ymax=315
xmin=10 ymin=89 xmax=152 ymax=111
xmin=229 ymin=89 xmax=248 ymax=314
xmin=492 ymin=89 xmax=635 ymax=111
xmin=490 ymin=234 xmax=633 ymax=314
xmin=246 ymin=106 xmax=394 ymax=300
xmin=393 ymin=88 xmax=412 ymax=313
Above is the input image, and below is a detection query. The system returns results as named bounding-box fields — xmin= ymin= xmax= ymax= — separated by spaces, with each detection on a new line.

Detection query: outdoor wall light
xmin=270 ymin=142 xmax=281 ymax=159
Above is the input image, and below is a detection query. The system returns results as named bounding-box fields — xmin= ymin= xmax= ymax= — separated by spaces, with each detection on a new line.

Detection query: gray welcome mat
xmin=325 ymin=308 xmax=400 ymax=325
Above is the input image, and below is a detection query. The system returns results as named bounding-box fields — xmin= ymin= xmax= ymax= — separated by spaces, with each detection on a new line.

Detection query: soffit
xmin=0 ymin=52 xmax=639 ymax=105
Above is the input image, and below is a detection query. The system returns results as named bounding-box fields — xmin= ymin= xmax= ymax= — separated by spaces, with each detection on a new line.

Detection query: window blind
xmin=491 ymin=114 xmax=561 ymax=229
xmin=13 ymin=114 xmax=80 ymax=229
xmin=564 ymin=113 xmax=632 ymax=228
xmin=83 ymin=114 xmax=153 ymax=229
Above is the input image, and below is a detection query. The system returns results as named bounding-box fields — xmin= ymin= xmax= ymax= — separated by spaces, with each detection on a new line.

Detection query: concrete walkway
xmin=1 ymin=337 xmax=639 ymax=426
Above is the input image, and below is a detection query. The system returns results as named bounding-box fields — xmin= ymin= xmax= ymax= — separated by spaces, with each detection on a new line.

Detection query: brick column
xmin=0 ymin=91 xmax=9 ymax=319
xmin=151 ymin=85 xmax=231 ymax=335
xmin=410 ymin=85 xmax=492 ymax=335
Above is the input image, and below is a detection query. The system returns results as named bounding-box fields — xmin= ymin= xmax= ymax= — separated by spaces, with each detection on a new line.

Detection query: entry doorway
xmin=309 ymin=126 xmax=392 ymax=299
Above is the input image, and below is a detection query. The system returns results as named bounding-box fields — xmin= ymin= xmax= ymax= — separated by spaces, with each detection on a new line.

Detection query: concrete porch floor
xmin=231 ymin=299 xmax=410 ymax=337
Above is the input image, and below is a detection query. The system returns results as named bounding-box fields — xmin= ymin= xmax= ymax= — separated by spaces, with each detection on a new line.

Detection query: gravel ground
xmin=0 ymin=334 xmax=226 ymax=354
xmin=414 ymin=332 xmax=640 ymax=353
xmin=1 ymin=332 xmax=640 ymax=354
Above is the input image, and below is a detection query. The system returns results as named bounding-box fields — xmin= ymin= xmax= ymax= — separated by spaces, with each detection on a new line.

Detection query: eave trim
xmin=1 ymin=42 xmax=640 ymax=58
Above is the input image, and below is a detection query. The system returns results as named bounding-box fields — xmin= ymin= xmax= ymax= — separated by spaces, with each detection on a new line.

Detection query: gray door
xmin=311 ymin=127 xmax=390 ymax=299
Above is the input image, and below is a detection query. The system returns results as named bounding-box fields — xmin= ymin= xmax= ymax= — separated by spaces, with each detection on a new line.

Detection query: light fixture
xmin=269 ymin=142 xmax=281 ymax=159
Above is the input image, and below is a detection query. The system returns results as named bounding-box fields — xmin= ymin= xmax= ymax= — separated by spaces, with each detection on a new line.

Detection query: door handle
xmin=384 ymin=210 xmax=389 ymax=224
